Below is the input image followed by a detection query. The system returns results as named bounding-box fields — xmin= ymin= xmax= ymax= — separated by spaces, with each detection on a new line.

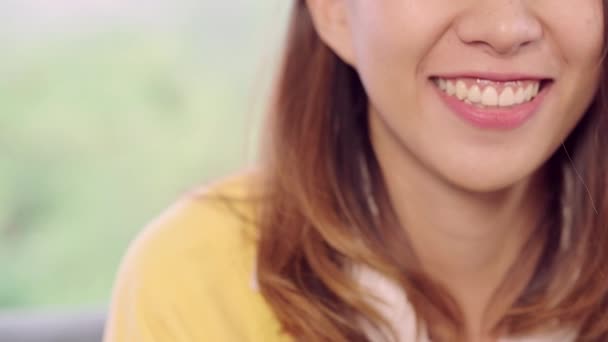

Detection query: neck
xmin=370 ymin=116 xmax=547 ymax=336
xmin=386 ymin=172 xmax=543 ymax=280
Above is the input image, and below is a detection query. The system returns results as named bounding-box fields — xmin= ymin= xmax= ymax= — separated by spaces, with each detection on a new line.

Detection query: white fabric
xmin=353 ymin=266 xmax=578 ymax=342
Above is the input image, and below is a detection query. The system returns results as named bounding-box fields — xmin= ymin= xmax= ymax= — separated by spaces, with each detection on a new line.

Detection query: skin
xmin=306 ymin=0 xmax=604 ymax=340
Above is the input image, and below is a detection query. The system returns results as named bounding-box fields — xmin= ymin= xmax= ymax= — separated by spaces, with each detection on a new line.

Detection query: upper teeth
xmin=435 ymin=78 xmax=541 ymax=107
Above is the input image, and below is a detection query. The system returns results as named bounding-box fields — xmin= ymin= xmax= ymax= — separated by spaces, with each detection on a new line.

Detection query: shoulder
xmin=128 ymin=172 xmax=258 ymax=269
xmin=104 ymin=172 xmax=286 ymax=341
xmin=120 ymin=172 xmax=258 ymax=295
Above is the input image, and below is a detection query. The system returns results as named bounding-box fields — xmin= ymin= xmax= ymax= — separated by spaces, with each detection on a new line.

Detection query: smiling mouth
xmin=429 ymin=76 xmax=555 ymax=129
xmin=430 ymin=77 xmax=553 ymax=109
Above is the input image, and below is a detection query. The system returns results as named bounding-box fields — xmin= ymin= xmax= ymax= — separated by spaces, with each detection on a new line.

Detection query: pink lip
xmin=432 ymin=81 xmax=552 ymax=130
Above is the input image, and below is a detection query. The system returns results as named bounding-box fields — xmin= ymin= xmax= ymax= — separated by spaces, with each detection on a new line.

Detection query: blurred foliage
xmin=0 ymin=1 xmax=287 ymax=310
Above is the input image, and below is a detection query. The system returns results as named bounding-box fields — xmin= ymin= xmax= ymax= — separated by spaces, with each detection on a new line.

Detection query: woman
xmin=104 ymin=0 xmax=608 ymax=341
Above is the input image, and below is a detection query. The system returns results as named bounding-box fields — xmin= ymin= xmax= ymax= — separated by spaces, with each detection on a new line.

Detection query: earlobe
xmin=305 ymin=0 xmax=356 ymax=66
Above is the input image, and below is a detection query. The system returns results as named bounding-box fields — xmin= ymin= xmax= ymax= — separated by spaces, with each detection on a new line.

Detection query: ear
xmin=306 ymin=0 xmax=356 ymax=65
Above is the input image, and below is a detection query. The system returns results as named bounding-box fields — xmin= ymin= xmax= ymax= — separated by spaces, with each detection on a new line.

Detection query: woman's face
xmin=311 ymin=0 xmax=604 ymax=192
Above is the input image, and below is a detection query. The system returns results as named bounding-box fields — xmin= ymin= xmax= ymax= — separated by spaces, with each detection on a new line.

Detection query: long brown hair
xmin=254 ymin=1 xmax=608 ymax=340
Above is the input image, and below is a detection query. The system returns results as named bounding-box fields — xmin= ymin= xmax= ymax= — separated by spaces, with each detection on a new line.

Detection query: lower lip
xmin=433 ymin=81 xmax=551 ymax=130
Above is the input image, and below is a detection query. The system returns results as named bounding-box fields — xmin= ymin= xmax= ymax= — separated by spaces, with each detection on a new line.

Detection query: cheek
xmin=539 ymin=0 xmax=604 ymax=66
xmin=546 ymin=0 xmax=604 ymax=125
xmin=349 ymin=1 xmax=451 ymax=78
xmin=348 ymin=3 xmax=449 ymax=126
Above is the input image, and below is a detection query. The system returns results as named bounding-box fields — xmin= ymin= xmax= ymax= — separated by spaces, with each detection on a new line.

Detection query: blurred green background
xmin=0 ymin=0 xmax=288 ymax=311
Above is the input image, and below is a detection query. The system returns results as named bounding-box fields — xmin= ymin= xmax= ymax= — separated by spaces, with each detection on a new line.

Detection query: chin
xmin=438 ymin=163 xmax=536 ymax=194
xmin=453 ymin=177 xmax=521 ymax=194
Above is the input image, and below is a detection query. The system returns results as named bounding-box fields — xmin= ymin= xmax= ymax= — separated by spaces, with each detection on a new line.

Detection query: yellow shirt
xmin=104 ymin=174 xmax=578 ymax=342
xmin=104 ymin=175 xmax=289 ymax=342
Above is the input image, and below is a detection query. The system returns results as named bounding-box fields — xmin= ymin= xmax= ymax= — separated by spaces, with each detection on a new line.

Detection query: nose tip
xmin=455 ymin=3 xmax=543 ymax=56
xmin=493 ymin=20 xmax=542 ymax=54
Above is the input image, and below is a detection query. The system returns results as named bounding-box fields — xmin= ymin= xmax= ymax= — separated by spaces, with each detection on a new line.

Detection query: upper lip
xmin=431 ymin=72 xmax=553 ymax=82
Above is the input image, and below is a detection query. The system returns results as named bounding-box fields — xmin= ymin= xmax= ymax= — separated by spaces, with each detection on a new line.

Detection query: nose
xmin=454 ymin=0 xmax=543 ymax=56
